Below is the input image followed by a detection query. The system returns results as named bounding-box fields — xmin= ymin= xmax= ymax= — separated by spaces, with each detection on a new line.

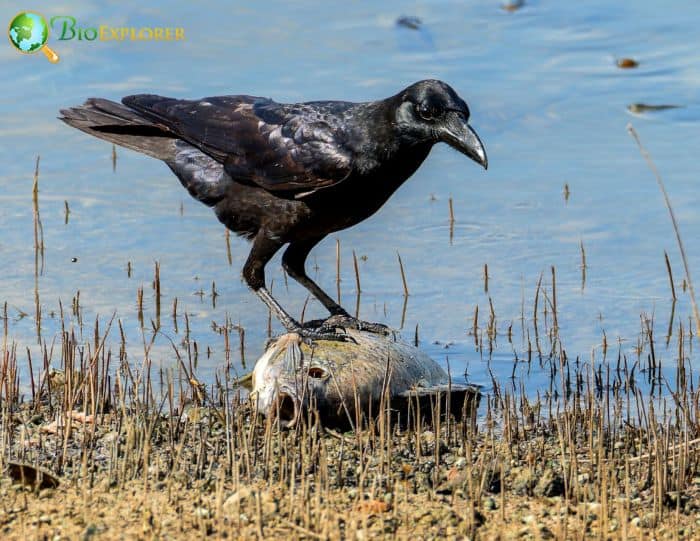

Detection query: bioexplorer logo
xmin=8 ymin=12 xmax=59 ymax=62
xmin=51 ymin=16 xmax=185 ymax=42
xmin=8 ymin=11 xmax=185 ymax=63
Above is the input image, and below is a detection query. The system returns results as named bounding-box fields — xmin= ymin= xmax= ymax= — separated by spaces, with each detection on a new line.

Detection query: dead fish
xmin=627 ymin=103 xmax=682 ymax=114
xmin=251 ymin=330 xmax=479 ymax=427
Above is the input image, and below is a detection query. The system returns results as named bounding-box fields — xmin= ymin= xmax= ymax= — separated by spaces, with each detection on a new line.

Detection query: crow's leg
xmin=282 ymin=239 xmax=392 ymax=336
xmin=281 ymin=237 xmax=347 ymax=316
xmin=243 ymin=233 xmax=347 ymax=342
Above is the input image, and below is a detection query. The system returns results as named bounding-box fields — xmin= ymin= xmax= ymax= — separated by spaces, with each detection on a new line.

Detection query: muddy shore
xmin=2 ymin=387 xmax=699 ymax=540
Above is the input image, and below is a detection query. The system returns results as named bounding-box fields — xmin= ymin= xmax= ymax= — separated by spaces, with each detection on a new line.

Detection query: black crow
xmin=60 ymin=80 xmax=487 ymax=341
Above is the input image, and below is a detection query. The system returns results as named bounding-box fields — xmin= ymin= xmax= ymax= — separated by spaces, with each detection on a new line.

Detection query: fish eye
xmin=416 ymin=102 xmax=441 ymax=121
xmin=307 ymin=366 xmax=327 ymax=379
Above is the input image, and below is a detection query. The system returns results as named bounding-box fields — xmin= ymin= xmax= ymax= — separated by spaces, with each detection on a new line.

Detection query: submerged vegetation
xmin=1 ymin=292 xmax=699 ymax=539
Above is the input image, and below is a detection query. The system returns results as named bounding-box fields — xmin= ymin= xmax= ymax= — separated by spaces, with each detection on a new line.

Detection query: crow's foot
xmin=300 ymin=318 xmax=329 ymax=330
xmin=319 ymin=314 xmax=393 ymax=336
xmin=289 ymin=325 xmax=353 ymax=344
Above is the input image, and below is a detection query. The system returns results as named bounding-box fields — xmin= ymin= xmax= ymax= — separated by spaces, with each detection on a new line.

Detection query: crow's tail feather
xmin=59 ymin=98 xmax=177 ymax=161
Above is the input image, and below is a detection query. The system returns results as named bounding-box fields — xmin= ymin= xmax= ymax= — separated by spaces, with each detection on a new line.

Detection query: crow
xmin=60 ymin=80 xmax=487 ymax=341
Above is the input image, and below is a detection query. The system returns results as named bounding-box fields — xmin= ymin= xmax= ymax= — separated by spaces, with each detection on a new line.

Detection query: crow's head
xmin=396 ymin=80 xmax=487 ymax=169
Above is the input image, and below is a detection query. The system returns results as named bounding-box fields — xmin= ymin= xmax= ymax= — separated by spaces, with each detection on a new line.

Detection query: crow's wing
xmin=122 ymin=94 xmax=354 ymax=197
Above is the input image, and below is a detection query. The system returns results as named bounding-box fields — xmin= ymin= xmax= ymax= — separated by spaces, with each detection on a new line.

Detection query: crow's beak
xmin=441 ymin=113 xmax=488 ymax=170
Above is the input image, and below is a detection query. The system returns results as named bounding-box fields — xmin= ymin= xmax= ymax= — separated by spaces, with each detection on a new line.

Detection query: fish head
xmin=251 ymin=333 xmax=336 ymax=427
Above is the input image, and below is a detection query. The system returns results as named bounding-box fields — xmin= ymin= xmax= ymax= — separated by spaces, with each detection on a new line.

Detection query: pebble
xmin=640 ymin=512 xmax=656 ymax=528
xmin=101 ymin=431 xmax=119 ymax=444
xmin=224 ymin=487 xmax=252 ymax=509
xmin=194 ymin=507 xmax=210 ymax=519
xmin=534 ymin=469 xmax=565 ymax=497
xmin=421 ymin=460 xmax=435 ymax=473
xmin=82 ymin=525 xmax=99 ymax=540
xmin=512 ymin=467 xmax=534 ymax=494
xmin=585 ymin=502 xmax=601 ymax=516
xmin=483 ymin=497 xmax=497 ymax=511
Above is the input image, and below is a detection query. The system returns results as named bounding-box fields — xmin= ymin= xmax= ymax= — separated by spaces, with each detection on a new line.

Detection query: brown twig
xmin=397 ymin=252 xmax=409 ymax=297
xmin=628 ymin=124 xmax=700 ymax=337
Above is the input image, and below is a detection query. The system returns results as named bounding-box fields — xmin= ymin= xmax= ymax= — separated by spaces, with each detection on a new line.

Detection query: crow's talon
xmin=290 ymin=326 xmax=351 ymax=344
xmin=320 ymin=315 xmax=393 ymax=336
xmin=300 ymin=318 xmax=329 ymax=330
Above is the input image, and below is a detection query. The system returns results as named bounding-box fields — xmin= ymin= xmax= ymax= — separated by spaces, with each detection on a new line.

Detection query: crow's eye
xmin=417 ymin=102 xmax=441 ymax=121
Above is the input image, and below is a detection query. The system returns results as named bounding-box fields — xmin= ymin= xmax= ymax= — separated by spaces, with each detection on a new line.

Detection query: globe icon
xmin=8 ymin=11 xmax=59 ymax=62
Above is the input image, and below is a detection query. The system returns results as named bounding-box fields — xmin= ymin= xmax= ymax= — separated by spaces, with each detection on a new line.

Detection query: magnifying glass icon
xmin=8 ymin=11 xmax=60 ymax=63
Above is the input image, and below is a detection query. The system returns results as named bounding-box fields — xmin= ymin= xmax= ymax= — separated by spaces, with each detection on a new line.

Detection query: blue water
xmin=2 ymin=1 xmax=699 ymax=393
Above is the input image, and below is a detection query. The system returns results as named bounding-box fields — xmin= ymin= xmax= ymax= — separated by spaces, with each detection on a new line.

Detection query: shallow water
xmin=2 ymin=1 xmax=699 ymax=395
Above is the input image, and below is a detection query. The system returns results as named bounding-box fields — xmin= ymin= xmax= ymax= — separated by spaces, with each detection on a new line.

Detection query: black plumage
xmin=60 ymin=79 xmax=487 ymax=340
